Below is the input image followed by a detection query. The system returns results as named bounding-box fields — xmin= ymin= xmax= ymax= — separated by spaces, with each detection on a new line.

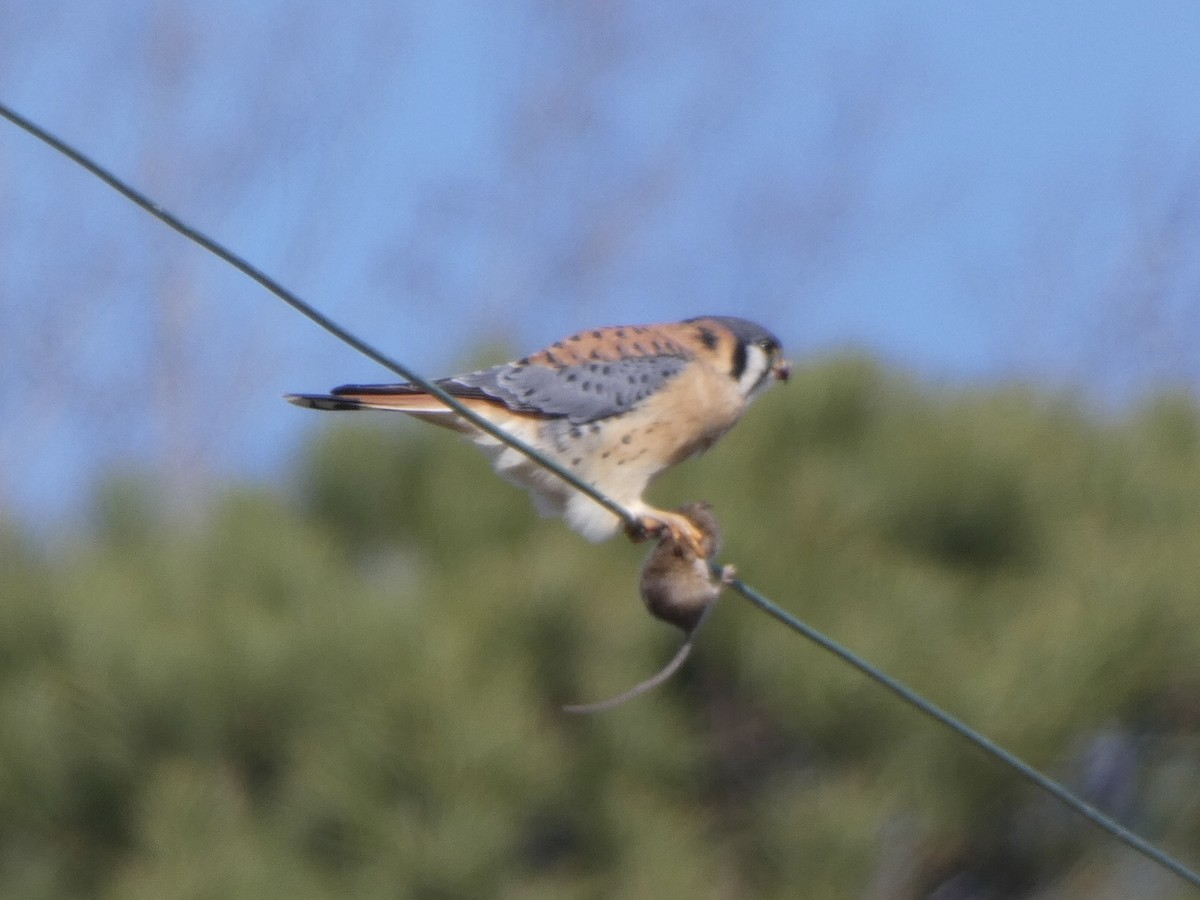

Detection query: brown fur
xmin=639 ymin=502 xmax=725 ymax=631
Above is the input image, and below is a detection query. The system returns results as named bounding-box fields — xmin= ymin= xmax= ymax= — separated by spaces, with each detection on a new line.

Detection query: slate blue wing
xmin=332 ymin=354 xmax=689 ymax=425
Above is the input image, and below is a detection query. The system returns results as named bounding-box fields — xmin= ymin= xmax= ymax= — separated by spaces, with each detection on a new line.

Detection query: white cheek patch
xmin=738 ymin=343 xmax=772 ymax=396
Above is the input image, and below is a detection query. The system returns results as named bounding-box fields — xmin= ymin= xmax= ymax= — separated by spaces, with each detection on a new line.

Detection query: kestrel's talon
xmin=625 ymin=517 xmax=660 ymax=543
xmin=666 ymin=512 xmax=712 ymax=560
xmin=669 ymin=517 xmax=708 ymax=560
xmin=719 ymin=563 xmax=737 ymax=584
xmin=633 ymin=511 xmax=707 ymax=558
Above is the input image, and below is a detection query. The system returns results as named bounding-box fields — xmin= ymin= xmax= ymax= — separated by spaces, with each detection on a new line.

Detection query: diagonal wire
xmin=0 ymin=103 xmax=634 ymax=533
xmin=3 ymin=101 xmax=1198 ymax=893
xmin=727 ymin=572 xmax=1200 ymax=890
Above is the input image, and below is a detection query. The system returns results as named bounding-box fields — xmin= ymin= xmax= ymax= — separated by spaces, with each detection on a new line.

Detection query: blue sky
xmin=3 ymin=1 xmax=1200 ymax=526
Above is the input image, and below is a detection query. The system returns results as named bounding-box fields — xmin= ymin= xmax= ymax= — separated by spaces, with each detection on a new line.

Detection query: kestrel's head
xmin=683 ymin=315 xmax=791 ymax=399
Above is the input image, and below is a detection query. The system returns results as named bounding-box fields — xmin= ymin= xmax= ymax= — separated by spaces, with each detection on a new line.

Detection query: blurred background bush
xmin=2 ymin=360 xmax=1199 ymax=898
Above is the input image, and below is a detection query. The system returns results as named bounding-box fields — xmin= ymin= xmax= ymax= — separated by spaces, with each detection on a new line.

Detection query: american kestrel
xmin=286 ymin=316 xmax=789 ymax=553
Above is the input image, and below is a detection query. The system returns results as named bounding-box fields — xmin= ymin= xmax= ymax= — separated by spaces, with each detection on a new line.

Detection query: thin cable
xmin=725 ymin=570 xmax=1200 ymax=890
xmin=0 ymin=103 xmax=634 ymax=533
xmin=4 ymin=101 xmax=1198 ymax=892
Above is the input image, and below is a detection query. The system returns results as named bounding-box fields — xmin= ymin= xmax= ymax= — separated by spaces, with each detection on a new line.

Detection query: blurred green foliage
xmin=2 ymin=357 xmax=1199 ymax=898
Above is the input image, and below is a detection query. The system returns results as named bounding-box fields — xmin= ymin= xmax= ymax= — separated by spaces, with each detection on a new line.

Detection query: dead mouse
xmin=564 ymin=502 xmax=735 ymax=714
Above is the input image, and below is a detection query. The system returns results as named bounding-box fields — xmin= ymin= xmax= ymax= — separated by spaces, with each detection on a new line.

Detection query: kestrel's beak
xmin=773 ymin=359 xmax=792 ymax=382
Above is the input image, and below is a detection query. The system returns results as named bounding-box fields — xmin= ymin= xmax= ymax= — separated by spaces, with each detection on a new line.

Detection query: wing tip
xmin=331 ymin=382 xmax=420 ymax=396
xmin=284 ymin=393 xmax=366 ymax=411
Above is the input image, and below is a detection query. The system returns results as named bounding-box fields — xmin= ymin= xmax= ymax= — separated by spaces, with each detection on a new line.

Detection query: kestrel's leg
xmin=625 ymin=507 xmax=709 ymax=558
